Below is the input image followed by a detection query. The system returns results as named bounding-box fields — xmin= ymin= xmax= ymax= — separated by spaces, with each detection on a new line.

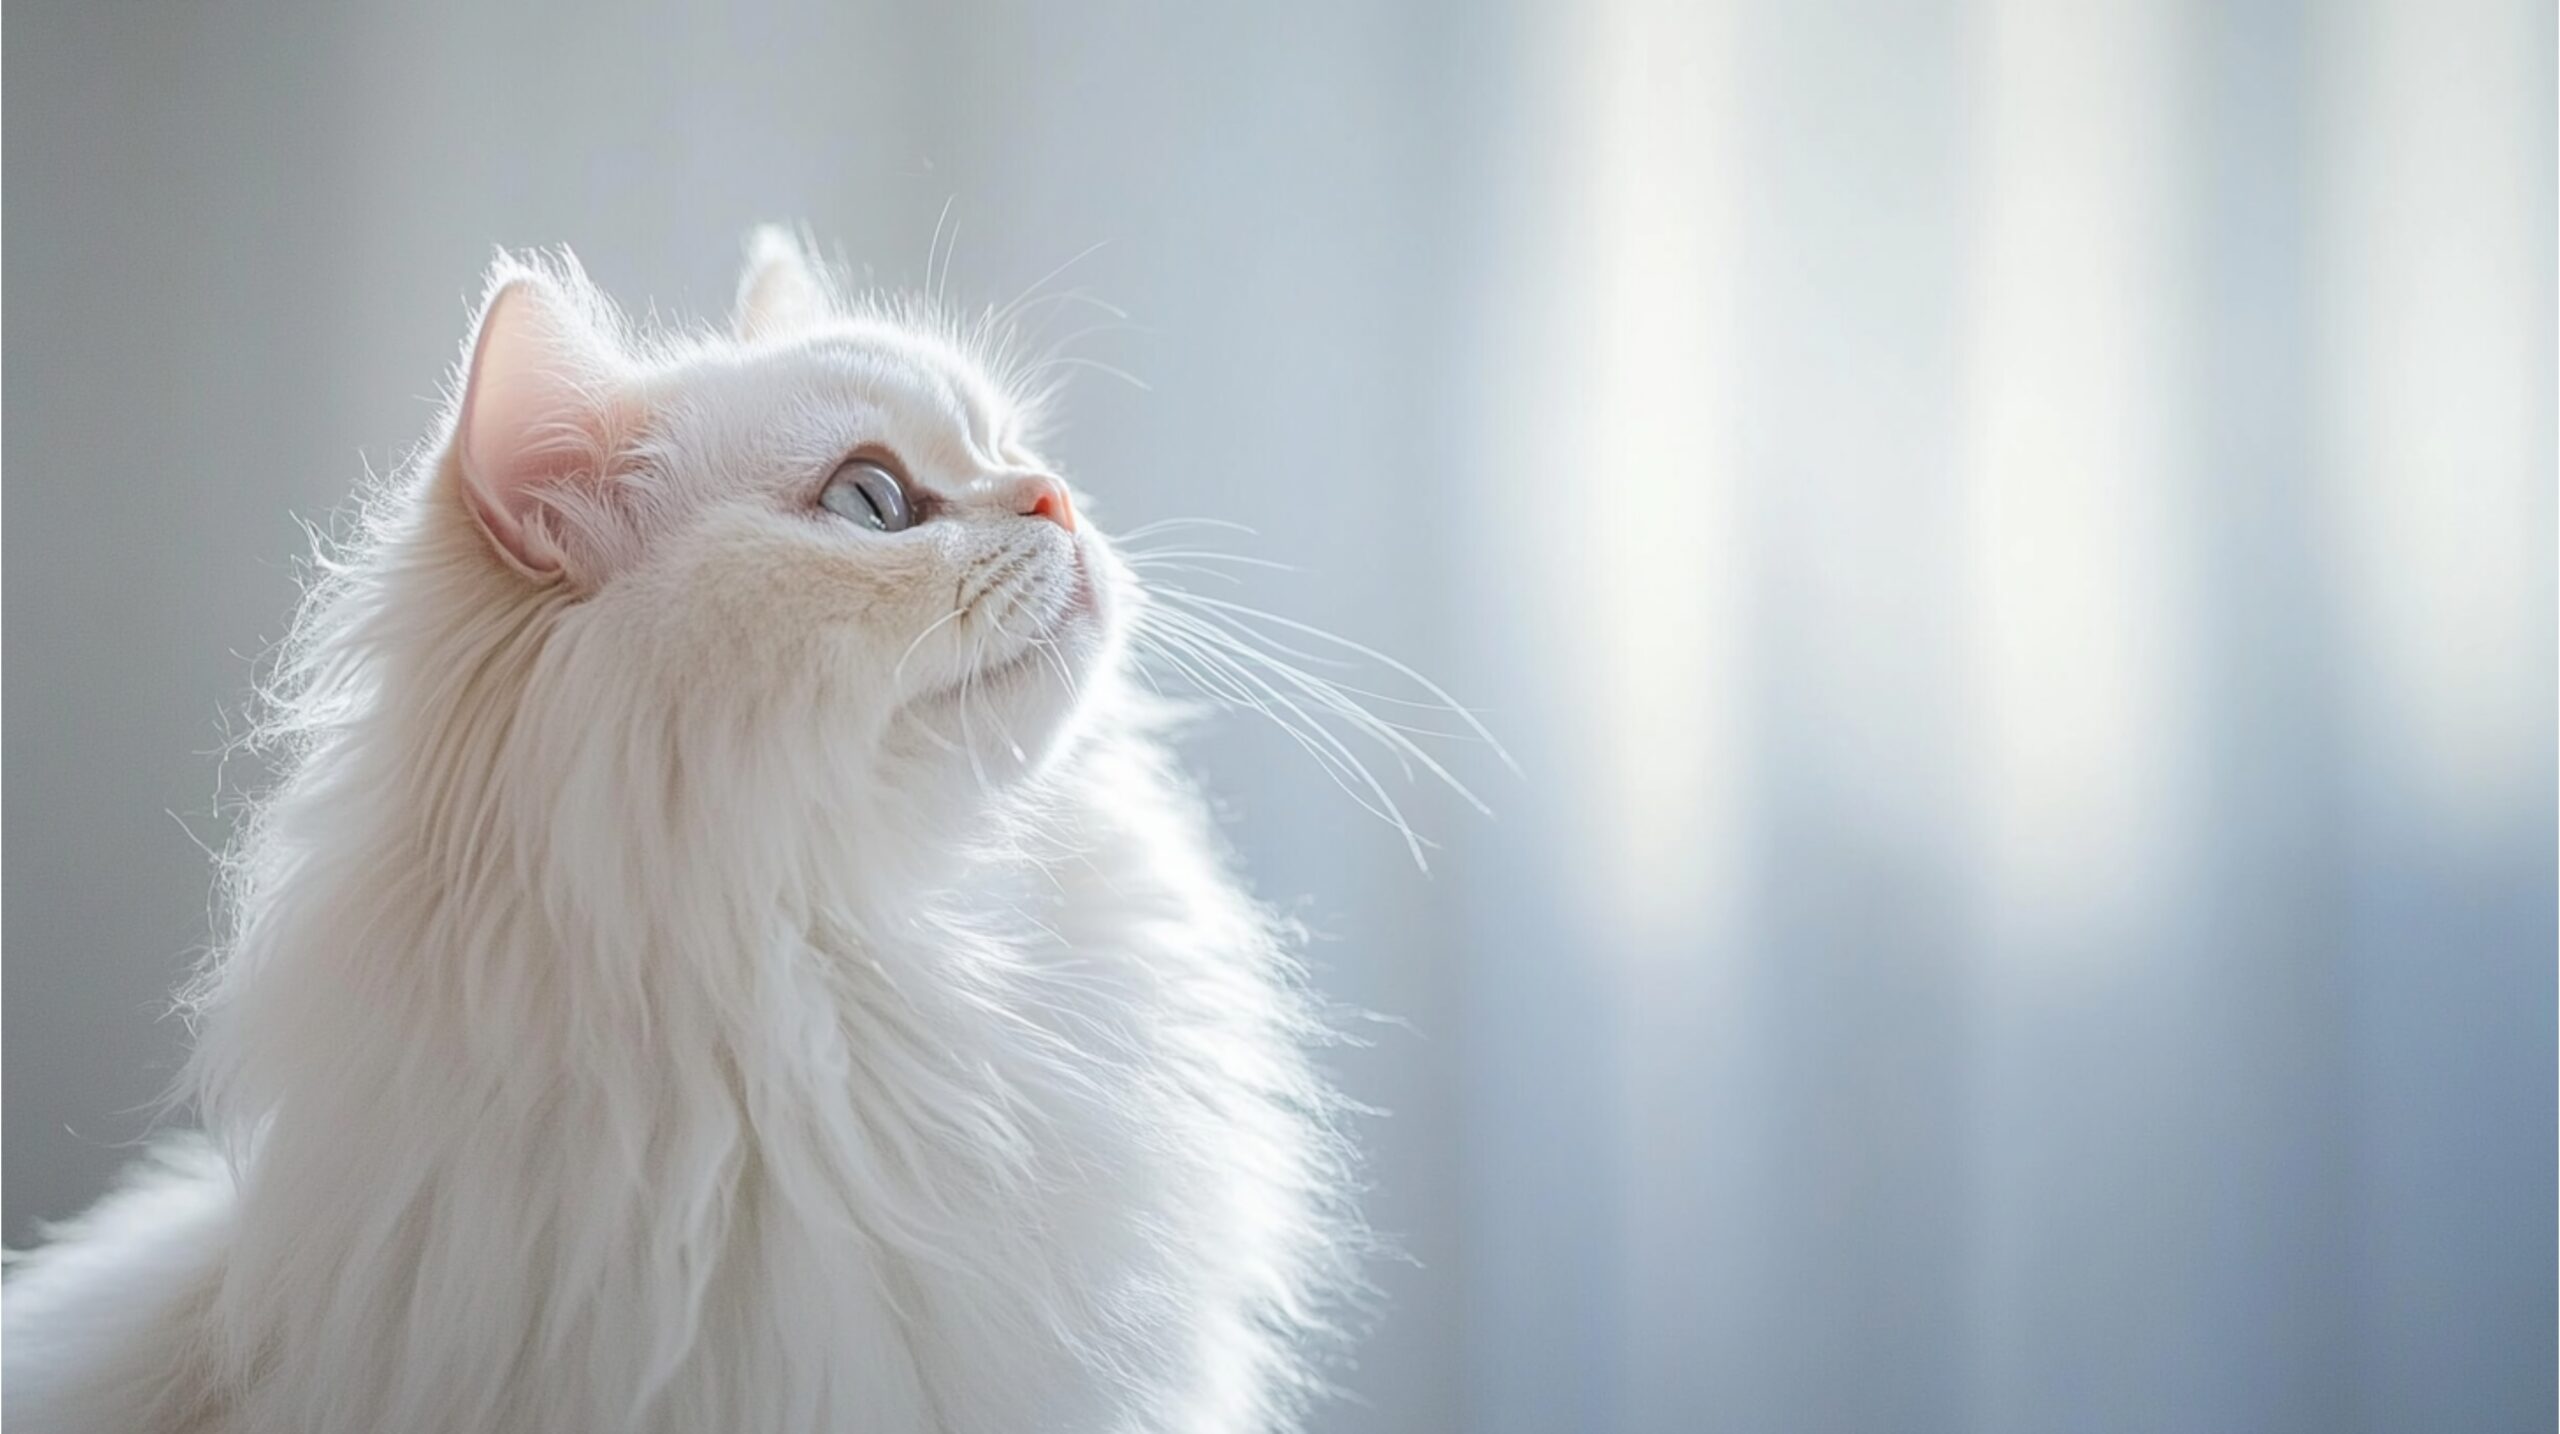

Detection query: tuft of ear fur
xmin=733 ymin=225 xmax=835 ymax=341
xmin=454 ymin=253 xmax=640 ymax=583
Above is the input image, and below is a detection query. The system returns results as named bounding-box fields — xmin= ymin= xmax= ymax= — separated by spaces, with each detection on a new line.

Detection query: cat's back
xmin=4 ymin=1138 xmax=238 ymax=1434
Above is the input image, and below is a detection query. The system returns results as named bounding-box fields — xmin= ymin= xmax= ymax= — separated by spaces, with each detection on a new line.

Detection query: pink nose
xmin=1007 ymin=474 xmax=1077 ymax=532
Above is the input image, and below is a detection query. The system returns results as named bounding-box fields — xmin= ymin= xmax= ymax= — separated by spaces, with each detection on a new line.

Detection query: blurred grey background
xmin=6 ymin=1 xmax=2552 ymax=1430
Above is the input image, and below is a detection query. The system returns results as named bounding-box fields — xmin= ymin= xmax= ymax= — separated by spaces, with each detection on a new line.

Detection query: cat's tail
xmin=4 ymin=1137 xmax=238 ymax=1434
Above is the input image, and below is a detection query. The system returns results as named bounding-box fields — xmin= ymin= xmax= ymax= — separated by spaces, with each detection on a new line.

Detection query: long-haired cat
xmin=2 ymin=231 xmax=1391 ymax=1433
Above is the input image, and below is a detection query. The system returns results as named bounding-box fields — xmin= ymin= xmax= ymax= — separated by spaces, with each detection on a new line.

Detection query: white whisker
xmin=989 ymin=240 xmax=1115 ymax=334
xmin=1152 ymin=590 xmax=1518 ymax=775
xmin=1146 ymin=605 xmax=1489 ymax=753
xmin=1134 ymin=621 xmax=1433 ymax=867
xmin=893 ymin=607 xmax=968 ymax=694
xmin=1019 ymin=354 xmax=1151 ymax=394
xmin=1157 ymin=610 xmax=1488 ymax=814
xmin=1118 ymin=548 xmax=1296 ymax=573
xmin=1112 ymin=516 xmax=1260 ymax=543
xmin=924 ymin=195 xmax=957 ymax=304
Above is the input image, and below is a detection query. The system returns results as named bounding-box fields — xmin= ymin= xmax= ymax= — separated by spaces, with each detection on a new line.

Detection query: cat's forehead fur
xmin=649 ymin=320 xmax=1036 ymax=491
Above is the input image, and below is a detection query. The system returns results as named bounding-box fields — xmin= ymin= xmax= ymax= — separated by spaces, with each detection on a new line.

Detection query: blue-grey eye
xmin=820 ymin=458 xmax=912 ymax=532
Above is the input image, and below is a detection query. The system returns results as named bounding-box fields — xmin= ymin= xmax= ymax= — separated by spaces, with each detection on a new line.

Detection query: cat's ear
xmin=454 ymin=257 xmax=637 ymax=582
xmin=733 ymin=225 xmax=832 ymax=341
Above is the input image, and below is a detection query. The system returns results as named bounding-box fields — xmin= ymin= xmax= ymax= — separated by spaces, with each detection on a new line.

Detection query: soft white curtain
xmin=1451 ymin=0 xmax=2554 ymax=1430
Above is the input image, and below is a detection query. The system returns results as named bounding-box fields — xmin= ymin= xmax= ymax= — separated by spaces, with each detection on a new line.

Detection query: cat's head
xmin=434 ymin=231 xmax=1129 ymax=848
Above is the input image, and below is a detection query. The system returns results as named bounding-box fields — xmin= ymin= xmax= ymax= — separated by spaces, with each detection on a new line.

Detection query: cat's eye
xmin=820 ymin=458 xmax=913 ymax=532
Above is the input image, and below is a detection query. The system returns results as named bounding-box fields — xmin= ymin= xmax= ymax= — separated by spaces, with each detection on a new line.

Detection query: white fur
xmin=4 ymin=234 xmax=1360 ymax=1433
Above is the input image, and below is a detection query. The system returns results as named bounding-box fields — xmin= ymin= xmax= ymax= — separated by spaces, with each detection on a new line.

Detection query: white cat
xmin=2 ymin=231 xmax=1378 ymax=1433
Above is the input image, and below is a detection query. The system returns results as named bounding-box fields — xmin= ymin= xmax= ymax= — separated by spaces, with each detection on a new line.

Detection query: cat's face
xmin=447 ymin=234 xmax=1128 ymax=821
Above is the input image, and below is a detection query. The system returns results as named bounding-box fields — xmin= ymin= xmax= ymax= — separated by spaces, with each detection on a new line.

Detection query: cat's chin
xmin=938 ymin=626 xmax=1090 ymax=707
xmin=952 ymin=642 xmax=1059 ymax=700
xmin=900 ymin=603 xmax=1098 ymax=736
xmin=934 ymin=548 xmax=1113 ymax=704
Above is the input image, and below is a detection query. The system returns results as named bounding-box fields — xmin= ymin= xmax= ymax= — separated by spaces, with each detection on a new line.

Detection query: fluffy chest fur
xmin=202 ymin=738 xmax=1339 ymax=1434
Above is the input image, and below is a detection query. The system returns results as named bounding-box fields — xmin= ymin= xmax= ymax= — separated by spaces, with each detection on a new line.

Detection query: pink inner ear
xmin=457 ymin=278 xmax=621 ymax=578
